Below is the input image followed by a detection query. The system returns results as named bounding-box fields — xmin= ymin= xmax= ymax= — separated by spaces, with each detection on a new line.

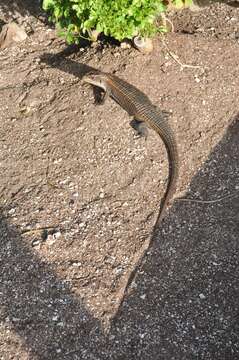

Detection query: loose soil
xmin=0 ymin=1 xmax=238 ymax=359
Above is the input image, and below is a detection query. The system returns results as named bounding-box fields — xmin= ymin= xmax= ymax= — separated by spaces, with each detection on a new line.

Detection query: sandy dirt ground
xmin=0 ymin=1 xmax=238 ymax=359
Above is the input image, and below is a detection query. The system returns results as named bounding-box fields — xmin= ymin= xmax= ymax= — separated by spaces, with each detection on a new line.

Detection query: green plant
xmin=43 ymin=0 xmax=164 ymax=43
xmin=42 ymin=0 xmax=192 ymax=44
xmin=172 ymin=0 xmax=192 ymax=8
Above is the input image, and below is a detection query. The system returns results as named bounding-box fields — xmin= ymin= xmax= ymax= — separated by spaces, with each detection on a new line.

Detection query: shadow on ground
xmin=40 ymin=53 xmax=95 ymax=78
xmin=196 ymin=0 xmax=239 ymax=7
xmin=0 ymin=210 xmax=106 ymax=359
xmin=0 ymin=53 xmax=238 ymax=358
xmin=110 ymin=113 xmax=239 ymax=359
xmin=0 ymin=0 xmax=43 ymax=20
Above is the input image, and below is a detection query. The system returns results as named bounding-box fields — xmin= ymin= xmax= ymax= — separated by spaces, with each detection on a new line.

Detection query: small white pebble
xmin=46 ymin=235 xmax=56 ymax=245
xmin=53 ymin=231 xmax=61 ymax=240
xmin=72 ymin=261 xmax=81 ymax=267
xmin=32 ymin=239 xmax=40 ymax=247
xmin=57 ymin=322 xmax=64 ymax=327
xmin=53 ymin=158 xmax=62 ymax=164
xmin=121 ymin=41 xmax=131 ymax=49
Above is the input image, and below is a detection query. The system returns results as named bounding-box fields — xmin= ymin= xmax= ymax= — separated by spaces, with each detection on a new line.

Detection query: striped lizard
xmin=83 ymin=71 xmax=179 ymax=228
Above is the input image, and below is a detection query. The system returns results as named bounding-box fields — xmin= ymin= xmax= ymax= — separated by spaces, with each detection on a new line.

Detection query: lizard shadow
xmin=40 ymin=52 xmax=107 ymax=101
xmin=40 ymin=52 xmax=97 ymax=80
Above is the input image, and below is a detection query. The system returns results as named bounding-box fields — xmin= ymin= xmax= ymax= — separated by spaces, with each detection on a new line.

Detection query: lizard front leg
xmin=130 ymin=118 xmax=149 ymax=139
xmin=93 ymin=87 xmax=110 ymax=105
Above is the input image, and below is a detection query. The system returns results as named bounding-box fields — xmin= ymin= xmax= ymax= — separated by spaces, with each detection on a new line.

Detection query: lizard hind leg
xmin=130 ymin=118 xmax=149 ymax=139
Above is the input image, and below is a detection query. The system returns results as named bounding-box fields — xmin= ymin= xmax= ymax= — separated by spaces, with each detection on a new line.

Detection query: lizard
xmin=82 ymin=71 xmax=179 ymax=228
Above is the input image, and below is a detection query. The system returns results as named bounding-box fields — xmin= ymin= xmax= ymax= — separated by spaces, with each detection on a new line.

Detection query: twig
xmin=176 ymin=191 xmax=239 ymax=204
xmin=21 ymin=225 xmax=59 ymax=235
xmin=161 ymin=35 xmax=202 ymax=70
xmin=160 ymin=13 xmax=175 ymax=33
xmin=0 ymin=85 xmax=19 ymax=91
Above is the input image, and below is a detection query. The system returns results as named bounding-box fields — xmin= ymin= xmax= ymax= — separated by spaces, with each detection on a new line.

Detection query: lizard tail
xmin=152 ymin=111 xmax=179 ymax=229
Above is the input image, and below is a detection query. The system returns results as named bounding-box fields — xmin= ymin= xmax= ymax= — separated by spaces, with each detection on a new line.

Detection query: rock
xmin=120 ymin=40 xmax=131 ymax=49
xmin=90 ymin=30 xmax=100 ymax=42
xmin=0 ymin=22 xmax=28 ymax=49
xmin=199 ymin=293 xmax=206 ymax=300
xmin=45 ymin=230 xmax=61 ymax=245
xmin=133 ymin=36 xmax=153 ymax=54
xmin=31 ymin=238 xmax=41 ymax=247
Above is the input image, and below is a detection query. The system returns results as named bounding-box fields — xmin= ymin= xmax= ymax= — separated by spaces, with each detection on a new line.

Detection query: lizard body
xmin=83 ymin=71 xmax=179 ymax=227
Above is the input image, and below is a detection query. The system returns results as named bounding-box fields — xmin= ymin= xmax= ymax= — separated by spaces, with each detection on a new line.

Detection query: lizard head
xmin=82 ymin=72 xmax=107 ymax=91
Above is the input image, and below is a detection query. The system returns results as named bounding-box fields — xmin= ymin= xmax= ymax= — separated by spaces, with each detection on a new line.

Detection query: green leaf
xmin=184 ymin=0 xmax=193 ymax=6
xmin=66 ymin=32 xmax=74 ymax=44
xmin=42 ymin=0 xmax=171 ymax=44
xmin=42 ymin=0 xmax=55 ymax=11
xmin=173 ymin=0 xmax=185 ymax=9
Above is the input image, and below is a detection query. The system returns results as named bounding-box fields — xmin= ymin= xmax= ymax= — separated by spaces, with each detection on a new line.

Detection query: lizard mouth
xmin=82 ymin=74 xmax=92 ymax=83
xmin=82 ymin=75 xmax=98 ymax=86
xmin=82 ymin=71 xmax=101 ymax=84
xmin=82 ymin=72 xmax=107 ymax=92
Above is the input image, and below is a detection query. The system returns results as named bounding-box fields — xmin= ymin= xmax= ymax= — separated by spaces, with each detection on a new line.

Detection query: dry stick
xmin=176 ymin=191 xmax=239 ymax=204
xmin=21 ymin=225 xmax=59 ymax=235
xmin=160 ymin=35 xmax=202 ymax=70
xmin=160 ymin=13 xmax=175 ymax=33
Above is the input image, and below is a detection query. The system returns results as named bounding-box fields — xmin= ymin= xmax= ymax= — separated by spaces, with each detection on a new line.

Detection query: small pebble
xmin=53 ymin=231 xmax=61 ymax=239
xmin=32 ymin=239 xmax=40 ymax=247
xmin=121 ymin=41 xmax=131 ymax=49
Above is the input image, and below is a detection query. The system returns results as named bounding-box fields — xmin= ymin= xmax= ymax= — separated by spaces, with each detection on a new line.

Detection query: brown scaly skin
xmin=83 ymin=71 xmax=179 ymax=228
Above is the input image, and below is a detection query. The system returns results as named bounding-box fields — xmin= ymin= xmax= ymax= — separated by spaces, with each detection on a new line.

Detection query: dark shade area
xmin=1 ymin=110 xmax=238 ymax=359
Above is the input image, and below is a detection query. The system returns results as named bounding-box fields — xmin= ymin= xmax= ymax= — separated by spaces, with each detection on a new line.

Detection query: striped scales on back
xmin=83 ymin=71 xmax=179 ymax=227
